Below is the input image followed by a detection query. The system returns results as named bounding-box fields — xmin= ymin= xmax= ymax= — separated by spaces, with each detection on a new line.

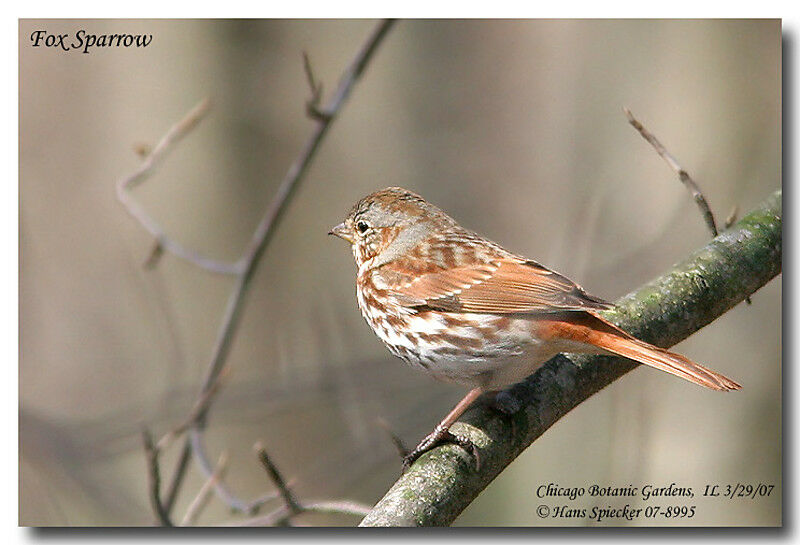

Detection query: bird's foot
xmin=402 ymin=428 xmax=480 ymax=473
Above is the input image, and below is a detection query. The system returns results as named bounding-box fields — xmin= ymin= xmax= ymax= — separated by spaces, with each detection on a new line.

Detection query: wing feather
xmin=379 ymin=258 xmax=613 ymax=314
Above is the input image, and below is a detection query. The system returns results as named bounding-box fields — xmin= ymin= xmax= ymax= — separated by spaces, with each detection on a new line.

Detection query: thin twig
xmin=624 ymin=107 xmax=719 ymax=237
xmin=376 ymin=417 xmax=409 ymax=459
xmin=623 ymin=108 xmax=751 ymax=304
xmin=182 ymin=426 xmax=286 ymax=516
xmin=254 ymin=443 xmax=302 ymax=516
xmin=302 ymin=500 xmax=373 ymax=518
xmin=245 ymin=490 xmax=286 ymax=515
xmin=180 ymin=451 xmax=229 ymax=526
xmin=187 ymin=428 xmax=252 ymax=513
xmin=244 ymin=442 xmax=372 ymax=526
xmin=116 ymin=98 xmax=242 ymax=276
xmin=155 ymin=363 xmax=231 ymax=453
xmin=133 ymin=142 xmax=152 ymax=158
xmin=143 ymin=241 xmax=165 ymax=269
xmin=303 ymin=52 xmax=329 ymax=121
xmin=221 ymin=500 xmax=373 ymax=527
xmin=162 ymin=440 xmax=191 ymax=515
xmin=141 ymin=429 xmax=173 ymax=527
xmin=725 ymin=205 xmax=740 ymax=229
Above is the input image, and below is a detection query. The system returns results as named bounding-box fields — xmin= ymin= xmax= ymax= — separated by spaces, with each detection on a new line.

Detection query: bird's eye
xmin=356 ymin=221 xmax=370 ymax=234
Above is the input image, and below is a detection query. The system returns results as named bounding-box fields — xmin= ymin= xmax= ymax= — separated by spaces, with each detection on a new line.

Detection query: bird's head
xmin=329 ymin=187 xmax=455 ymax=269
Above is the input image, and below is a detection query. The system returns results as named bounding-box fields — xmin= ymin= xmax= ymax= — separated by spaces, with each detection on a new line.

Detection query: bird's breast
xmin=355 ymin=272 xmax=555 ymax=386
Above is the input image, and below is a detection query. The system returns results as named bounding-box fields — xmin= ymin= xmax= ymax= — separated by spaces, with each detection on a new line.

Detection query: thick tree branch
xmin=360 ymin=189 xmax=781 ymax=527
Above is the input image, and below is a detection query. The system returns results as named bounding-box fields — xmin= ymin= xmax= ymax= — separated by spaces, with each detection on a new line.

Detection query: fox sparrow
xmin=330 ymin=187 xmax=740 ymax=470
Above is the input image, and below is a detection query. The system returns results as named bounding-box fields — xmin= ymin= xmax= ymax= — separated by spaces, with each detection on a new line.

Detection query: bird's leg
xmin=403 ymin=387 xmax=483 ymax=472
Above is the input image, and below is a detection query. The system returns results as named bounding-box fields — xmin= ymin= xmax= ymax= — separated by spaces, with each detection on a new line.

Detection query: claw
xmin=402 ymin=429 xmax=480 ymax=473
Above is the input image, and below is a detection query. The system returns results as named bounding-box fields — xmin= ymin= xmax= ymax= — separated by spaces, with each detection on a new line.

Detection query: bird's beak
xmin=328 ymin=222 xmax=353 ymax=243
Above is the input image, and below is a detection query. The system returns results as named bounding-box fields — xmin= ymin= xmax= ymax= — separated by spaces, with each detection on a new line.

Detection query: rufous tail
xmin=539 ymin=313 xmax=741 ymax=391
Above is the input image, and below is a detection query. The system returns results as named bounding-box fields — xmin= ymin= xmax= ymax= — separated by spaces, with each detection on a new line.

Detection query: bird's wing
xmin=378 ymin=258 xmax=613 ymax=314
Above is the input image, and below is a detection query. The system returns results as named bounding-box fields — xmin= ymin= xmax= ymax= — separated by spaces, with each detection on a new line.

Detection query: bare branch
xmin=116 ymin=98 xmax=242 ymax=275
xmin=180 ymin=451 xmax=229 ymax=526
xmin=376 ymin=417 xmax=409 ymax=459
xmin=254 ymin=442 xmax=302 ymax=517
xmin=155 ymin=363 xmax=231 ymax=453
xmin=624 ymin=108 xmax=751 ymax=303
xmin=172 ymin=434 xmax=282 ymax=517
xmin=133 ymin=142 xmax=152 ymax=158
xmin=187 ymin=429 xmax=253 ymax=513
xmin=725 ymin=205 xmax=740 ymax=229
xmin=162 ymin=440 xmax=191 ymax=515
xmin=243 ymin=442 xmax=373 ymax=526
xmin=141 ymin=429 xmax=173 ymax=527
xmin=303 ymin=52 xmax=329 ymax=121
xmin=624 ymin=107 xmax=719 ymax=237
xmin=143 ymin=240 xmax=165 ymax=269
xmin=302 ymin=500 xmax=373 ymax=518
xmin=222 ymin=500 xmax=373 ymax=527
xmin=245 ymin=490 xmax=285 ymax=515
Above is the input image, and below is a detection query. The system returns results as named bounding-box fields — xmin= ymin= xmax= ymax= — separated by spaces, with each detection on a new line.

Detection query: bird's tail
xmin=538 ymin=313 xmax=741 ymax=391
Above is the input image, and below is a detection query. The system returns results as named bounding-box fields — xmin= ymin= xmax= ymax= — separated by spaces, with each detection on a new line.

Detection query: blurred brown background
xmin=19 ymin=19 xmax=781 ymax=526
